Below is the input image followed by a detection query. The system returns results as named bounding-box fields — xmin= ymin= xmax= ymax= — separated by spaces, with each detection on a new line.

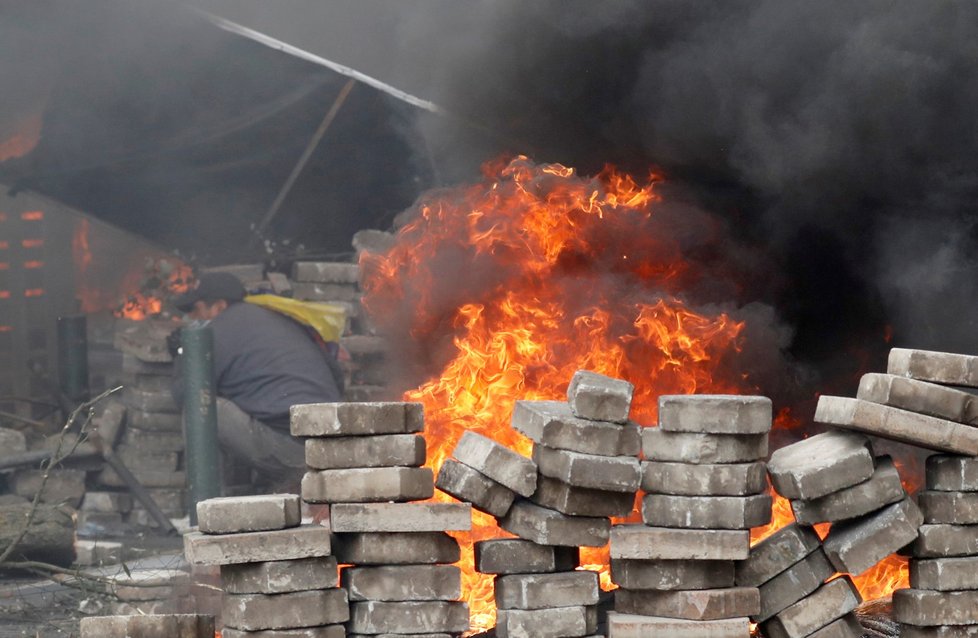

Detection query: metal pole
xmin=181 ymin=325 xmax=221 ymax=525
xmin=57 ymin=315 xmax=89 ymax=402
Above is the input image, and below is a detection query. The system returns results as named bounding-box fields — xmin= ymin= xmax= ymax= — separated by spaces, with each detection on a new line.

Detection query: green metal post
xmin=181 ymin=325 xmax=221 ymax=525
xmin=57 ymin=314 xmax=89 ymax=402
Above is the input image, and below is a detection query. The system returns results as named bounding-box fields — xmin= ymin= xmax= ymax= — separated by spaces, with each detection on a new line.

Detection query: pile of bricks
xmin=293 ymin=401 xmax=472 ymax=637
xmin=80 ymin=613 xmax=214 ymax=638
xmin=607 ymin=395 xmax=773 ymax=637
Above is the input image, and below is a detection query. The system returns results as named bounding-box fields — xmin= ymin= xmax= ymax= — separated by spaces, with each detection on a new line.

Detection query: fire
xmin=0 ymin=113 xmax=42 ymax=162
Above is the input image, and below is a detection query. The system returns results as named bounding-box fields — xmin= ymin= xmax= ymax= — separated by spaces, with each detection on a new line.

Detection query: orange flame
xmin=0 ymin=113 xmax=41 ymax=162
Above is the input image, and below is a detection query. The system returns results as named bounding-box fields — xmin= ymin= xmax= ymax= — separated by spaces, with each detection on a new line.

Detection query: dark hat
xmin=173 ymin=272 xmax=246 ymax=312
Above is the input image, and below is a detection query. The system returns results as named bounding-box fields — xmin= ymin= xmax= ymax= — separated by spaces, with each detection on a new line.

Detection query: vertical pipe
xmin=181 ymin=325 xmax=221 ymax=525
xmin=57 ymin=314 xmax=89 ymax=402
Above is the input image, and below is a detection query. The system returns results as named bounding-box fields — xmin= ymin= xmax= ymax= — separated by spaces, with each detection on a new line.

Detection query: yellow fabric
xmin=244 ymin=294 xmax=346 ymax=343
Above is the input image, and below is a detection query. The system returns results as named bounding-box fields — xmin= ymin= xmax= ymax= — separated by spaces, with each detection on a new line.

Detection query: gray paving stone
xmin=920 ymin=490 xmax=978 ymax=524
xmin=110 ymin=569 xmax=190 ymax=601
xmin=767 ymin=430 xmax=874 ymax=500
xmin=496 ymin=606 xmax=590 ymax=638
xmin=127 ymin=409 xmax=182 ymax=431
xmin=858 ymin=372 xmax=978 ymax=425
xmin=80 ymin=614 xmax=214 ymax=638
xmin=75 ymin=539 xmax=124 ymax=566
xmin=100 ymin=466 xmax=187 ymax=489
xmin=642 ymin=429 xmax=769 ymax=464
xmin=221 ymin=557 xmax=338 ymax=594
xmin=184 ymin=525 xmax=331 ymax=566
xmin=610 ymin=559 xmax=735 ymax=591
xmin=756 ymin=549 xmax=835 ymax=622
xmin=123 ymin=386 xmax=179 ymax=413
xmin=301 ymin=467 xmax=434 ymax=503
xmin=611 ymin=524 xmax=750 ymax=561
xmin=533 ymin=445 xmax=641 ymax=493
xmin=642 ymin=461 xmax=768 ymax=496
xmin=888 ymin=347 xmax=978 ymax=388
xmin=913 ymin=523 xmax=978 ymax=558
xmin=512 ymin=400 xmax=641 ymax=456
xmin=760 ymin=577 xmax=861 ymax=638
xmin=567 ymin=370 xmax=634 ymax=422
xmin=791 ymin=455 xmax=905 ymax=525
xmin=10 ymin=469 xmax=86 ymax=507
xmin=900 ymin=626 xmax=978 ymax=638
xmin=615 ymin=587 xmax=760 ymax=620
xmin=499 ymin=500 xmax=610 ymax=547
xmin=291 ymin=282 xmax=360 ymax=302
xmin=118 ymin=427 xmax=184 ymax=451
xmin=474 ymin=539 xmax=578 ymax=574
xmin=495 ymin=570 xmax=599 ymax=609
xmin=197 ymin=494 xmax=300 ymax=534
xmin=122 ymin=353 xmax=174 ymax=375
xmin=530 ymin=475 xmax=635 ymax=517
xmin=893 ymin=588 xmax=978 ymax=625
xmin=808 ymin=614 xmax=864 ymax=638
xmin=222 ymin=627 xmax=344 ymax=638
xmin=928 ymin=455 xmax=978 ymax=491
xmin=735 ymin=523 xmax=822 ymax=587
xmin=92 ymin=400 xmax=127 ymax=445
xmin=292 ymin=262 xmax=360 ymax=284
xmin=911 ymin=556 xmax=978 ymax=590
xmin=453 ymin=431 xmax=537 ymax=497
xmin=305 ymin=434 xmax=425 ymax=470
xmin=641 ymin=494 xmax=772 ymax=529
xmin=116 ymin=445 xmax=180 ymax=472
xmin=822 ymin=496 xmax=923 ymax=575
xmin=347 ymin=601 xmax=469 ymax=634
xmin=816 ymin=396 xmax=978 ymax=455
xmin=658 ymin=395 xmax=772 ymax=434
xmin=222 ymin=589 xmax=349 ymax=631
xmin=332 ymin=532 xmax=460 ymax=565
xmin=290 ymin=402 xmax=423 ymax=437
xmin=435 ymin=458 xmax=515 ymax=517
xmin=342 ymin=565 xmax=461 ymax=601
xmin=329 ymin=503 xmax=471 ymax=532
xmin=0 ymin=427 xmax=26 ymax=456
xmin=605 ymin=612 xmax=750 ymax=638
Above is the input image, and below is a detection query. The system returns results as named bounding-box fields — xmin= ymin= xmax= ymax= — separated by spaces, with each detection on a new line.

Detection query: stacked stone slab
xmin=184 ymin=493 xmax=349 ymax=636
xmin=607 ymin=395 xmax=772 ymax=637
xmin=292 ymin=401 xmax=471 ymax=637
xmin=80 ymin=613 xmax=215 ymax=638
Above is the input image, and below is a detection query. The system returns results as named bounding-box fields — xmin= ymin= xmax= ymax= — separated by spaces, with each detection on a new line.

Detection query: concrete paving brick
xmin=605 ymin=612 xmax=750 ymax=638
xmin=641 ymin=494 xmax=772 ymax=530
xmin=291 ymin=282 xmax=360 ymax=302
xmin=511 ymin=400 xmax=641 ymax=456
xmin=610 ymin=559 xmax=735 ymax=590
xmin=495 ymin=570 xmax=599 ymax=609
xmin=567 ymin=370 xmax=634 ymax=422
xmin=10 ymin=469 xmax=86 ymax=507
xmin=530 ymin=475 xmax=635 ymax=517
xmin=100 ymin=467 xmax=186 ymax=488
xmin=127 ymin=409 xmax=182 ymax=431
xmin=184 ymin=525 xmax=331 ymax=565
xmin=920 ymin=490 xmax=978 ymax=524
xmin=292 ymin=261 xmax=360 ymax=284
xmin=436 ymin=458 xmax=515 ymax=517
xmin=305 ymin=434 xmax=425 ymax=469
xmin=913 ymin=523 xmax=978 ymax=557
xmin=110 ymin=569 xmax=190 ymax=601
xmin=735 ymin=523 xmax=822 ymax=587
xmin=642 ymin=429 xmax=769 ymax=464
xmin=92 ymin=400 xmax=127 ymax=445
xmin=817 ymin=395 xmax=978 ymax=455
xmin=475 ymin=539 xmax=578 ymax=574
xmin=911 ymin=556 xmax=978 ymax=590
xmin=792 ymin=455 xmax=905 ymax=525
xmin=348 ymin=635 xmax=449 ymax=638
xmin=928 ymin=455 xmax=978 ymax=491
xmin=858 ymin=372 xmax=978 ymax=425
xmin=329 ymin=503 xmax=471 ymax=532
xmin=761 ymin=577 xmax=861 ymax=638
xmin=347 ymin=601 xmax=469 ymax=634
xmin=290 ymin=402 xmax=422 ymax=437
xmin=453 ymin=431 xmax=537 ymax=497
xmin=116 ymin=445 xmax=180 ymax=472
xmin=496 ymin=606 xmax=590 ymax=638
xmin=332 ymin=531 xmax=459 ymax=565
xmin=658 ymin=395 xmax=772 ymax=434
xmin=301 ymin=467 xmax=434 ymax=503
xmin=533 ymin=446 xmax=640 ymax=493
xmin=611 ymin=524 xmax=750 ymax=561
xmin=222 ymin=627 xmax=344 ymax=638
xmin=139 ymin=488 xmax=185 ymax=514
xmin=122 ymin=353 xmax=174 ymax=374
xmin=756 ymin=549 xmax=835 ymax=622
xmin=222 ymin=556 xmax=338 ymax=594
xmin=823 ymin=496 xmax=923 ymax=575
xmin=615 ymin=587 xmax=760 ymax=620
xmin=223 ymin=588 xmax=349 ymax=631
xmin=197 ymin=494 xmax=300 ymax=534
xmin=123 ymin=386 xmax=179 ymax=413
xmin=807 ymin=614 xmax=864 ymax=638
xmin=119 ymin=427 xmax=185 ymax=451
xmin=642 ymin=461 xmax=768 ymax=496
xmin=342 ymin=565 xmax=460 ymax=601
xmin=888 ymin=347 xmax=978 ymax=388
xmin=80 ymin=614 xmax=214 ymax=638
xmin=0 ymin=427 xmax=26 ymax=455
xmin=901 ymin=626 xmax=978 ymax=638
xmin=500 ymin=500 xmax=610 ymax=547
xmin=894 ymin=588 xmax=978 ymax=625
xmin=75 ymin=539 xmax=124 ymax=566
xmin=767 ymin=430 xmax=875 ymax=500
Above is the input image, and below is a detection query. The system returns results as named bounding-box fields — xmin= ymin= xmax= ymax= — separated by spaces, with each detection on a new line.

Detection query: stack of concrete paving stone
xmin=291 ymin=401 xmax=472 ymax=637
xmin=894 ymin=454 xmax=978 ymax=636
xmin=80 ymin=613 xmax=215 ymax=638
xmin=605 ymin=395 xmax=772 ymax=637
xmin=106 ymin=568 xmax=196 ymax=616
xmin=184 ymin=493 xmax=349 ymax=636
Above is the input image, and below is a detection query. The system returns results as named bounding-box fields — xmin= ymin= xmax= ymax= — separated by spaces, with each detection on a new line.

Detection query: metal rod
xmin=57 ymin=315 xmax=89 ymax=402
xmin=181 ymin=325 xmax=221 ymax=526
